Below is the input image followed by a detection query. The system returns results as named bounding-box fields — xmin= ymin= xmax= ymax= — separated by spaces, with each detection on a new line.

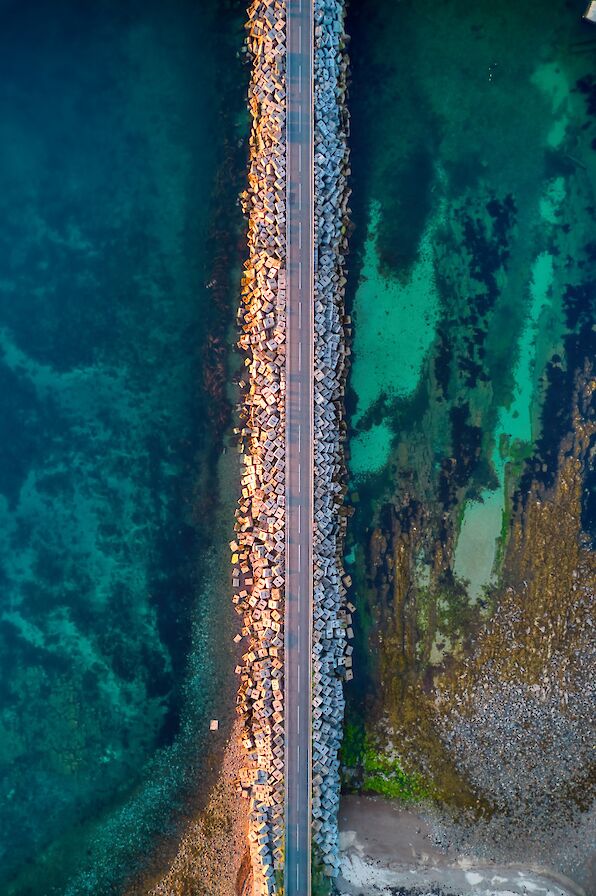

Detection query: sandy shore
xmin=143 ymin=720 xmax=250 ymax=896
xmin=337 ymin=795 xmax=589 ymax=896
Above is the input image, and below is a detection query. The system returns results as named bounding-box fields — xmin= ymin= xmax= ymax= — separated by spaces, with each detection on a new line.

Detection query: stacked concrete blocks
xmin=312 ymin=0 xmax=352 ymax=880
xmin=233 ymin=3 xmax=287 ymax=894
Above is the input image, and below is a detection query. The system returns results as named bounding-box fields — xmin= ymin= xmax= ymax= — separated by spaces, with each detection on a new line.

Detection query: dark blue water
xmin=0 ymin=1 xmax=242 ymax=892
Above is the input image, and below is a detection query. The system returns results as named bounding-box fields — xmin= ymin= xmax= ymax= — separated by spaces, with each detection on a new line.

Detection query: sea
xmin=0 ymin=1 xmax=245 ymax=893
xmin=345 ymin=0 xmax=596 ymax=589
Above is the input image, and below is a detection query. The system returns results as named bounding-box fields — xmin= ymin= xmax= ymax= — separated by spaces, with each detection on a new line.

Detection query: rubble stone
xmin=234 ymin=2 xmax=288 ymax=894
xmin=311 ymin=0 xmax=351 ymax=878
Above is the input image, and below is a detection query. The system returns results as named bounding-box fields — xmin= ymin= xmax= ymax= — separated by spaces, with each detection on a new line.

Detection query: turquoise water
xmin=349 ymin=201 xmax=441 ymax=475
xmin=346 ymin=0 xmax=596 ymax=592
xmin=0 ymin=2 xmax=244 ymax=892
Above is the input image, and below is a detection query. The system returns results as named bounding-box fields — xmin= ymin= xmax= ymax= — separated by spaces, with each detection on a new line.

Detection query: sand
xmin=337 ymin=795 xmax=587 ymax=896
xmin=145 ymin=720 xmax=250 ymax=896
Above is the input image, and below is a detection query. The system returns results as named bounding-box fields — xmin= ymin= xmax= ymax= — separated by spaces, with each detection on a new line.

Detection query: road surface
xmin=284 ymin=0 xmax=313 ymax=895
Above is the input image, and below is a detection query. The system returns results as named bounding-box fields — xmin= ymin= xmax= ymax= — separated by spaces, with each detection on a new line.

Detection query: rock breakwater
xmin=312 ymin=0 xmax=352 ymax=879
xmin=233 ymin=1 xmax=351 ymax=890
xmin=233 ymin=2 xmax=287 ymax=894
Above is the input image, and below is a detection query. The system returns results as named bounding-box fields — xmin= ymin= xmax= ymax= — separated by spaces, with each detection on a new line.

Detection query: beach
xmin=337 ymin=795 xmax=591 ymax=896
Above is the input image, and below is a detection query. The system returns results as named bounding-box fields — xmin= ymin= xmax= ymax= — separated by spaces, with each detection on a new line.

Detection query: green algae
xmin=340 ymin=719 xmax=366 ymax=771
xmin=341 ymin=721 xmax=431 ymax=803
xmin=311 ymin=855 xmax=333 ymax=896
xmin=362 ymin=760 xmax=430 ymax=803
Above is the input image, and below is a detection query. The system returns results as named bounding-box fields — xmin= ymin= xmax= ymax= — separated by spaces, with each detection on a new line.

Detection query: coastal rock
xmin=235 ymin=2 xmax=288 ymax=893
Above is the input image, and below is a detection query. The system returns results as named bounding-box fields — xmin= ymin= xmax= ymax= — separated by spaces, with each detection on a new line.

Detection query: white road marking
xmin=299 ymin=63 xmax=302 ymax=88
xmin=298 ymin=219 xmax=302 ymax=249
xmin=298 ymin=301 xmax=302 ymax=328
xmin=299 ymin=144 xmax=302 ymax=173
xmin=298 ymin=463 xmax=301 ymax=489
xmin=298 ymin=424 xmax=301 ymax=451
xmin=296 ymin=866 xmax=300 ymax=889
xmin=298 ymin=260 xmax=302 ymax=289
xmin=297 ymin=664 xmax=300 ymax=692
xmin=298 ymin=505 xmax=301 ymax=533
xmin=298 ymin=182 xmax=302 ymax=209
xmin=298 ymin=342 xmax=302 ymax=370
xmin=298 ymin=105 xmax=301 ymax=134
xmin=298 ymin=542 xmax=301 ymax=565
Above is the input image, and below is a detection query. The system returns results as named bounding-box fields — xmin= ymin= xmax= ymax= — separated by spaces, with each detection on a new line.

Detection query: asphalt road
xmin=284 ymin=1 xmax=313 ymax=895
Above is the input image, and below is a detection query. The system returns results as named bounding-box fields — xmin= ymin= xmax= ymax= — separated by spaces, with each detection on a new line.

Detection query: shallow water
xmin=346 ymin=0 xmax=596 ymax=589
xmin=0 ymin=1 xmax=243 ymax=892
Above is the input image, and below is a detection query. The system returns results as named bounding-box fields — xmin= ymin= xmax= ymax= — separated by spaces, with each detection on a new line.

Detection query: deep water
xmin=0 ymin=1 xmax=244 ymax=893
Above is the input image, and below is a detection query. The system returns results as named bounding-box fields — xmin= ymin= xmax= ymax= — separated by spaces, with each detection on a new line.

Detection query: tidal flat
xmin=0 ymin=1 xmax=246 ymax=893
xmin=343 ymin=0 xmax=595 ymax=889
